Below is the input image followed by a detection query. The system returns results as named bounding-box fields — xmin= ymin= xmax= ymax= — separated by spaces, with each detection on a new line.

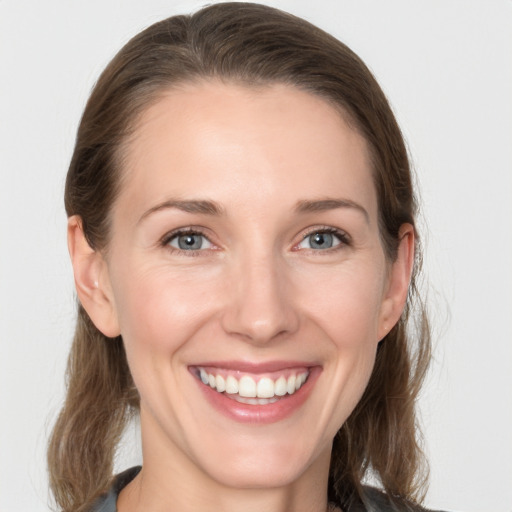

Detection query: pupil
xmin=310 ymin=232 xmax=332 ymax=249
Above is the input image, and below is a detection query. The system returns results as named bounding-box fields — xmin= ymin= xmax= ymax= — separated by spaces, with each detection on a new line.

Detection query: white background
xmin=1 ymin=1 xmax=511 ymax=511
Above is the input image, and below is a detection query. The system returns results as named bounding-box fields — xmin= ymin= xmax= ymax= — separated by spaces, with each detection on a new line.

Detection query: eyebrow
xmin=138 ymin=199 xmax=224 ymax=223
xmin=138 ymin=197 xmax=369 ymax=224
xmin=295 ymin=198 xmax=369 ymax=224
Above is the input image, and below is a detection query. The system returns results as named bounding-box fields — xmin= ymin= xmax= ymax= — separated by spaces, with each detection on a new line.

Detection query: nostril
xmin=221 ymin=310 xmax=299 ymax=345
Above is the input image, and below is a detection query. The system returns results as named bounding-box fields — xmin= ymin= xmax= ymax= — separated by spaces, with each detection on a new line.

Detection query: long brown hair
xmin=48 ymin=3 xmax=431 ymax=511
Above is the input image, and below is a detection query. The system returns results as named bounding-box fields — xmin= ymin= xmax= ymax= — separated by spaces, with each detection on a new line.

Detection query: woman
xmin=48 ymin=3 xmax=436 ymax=511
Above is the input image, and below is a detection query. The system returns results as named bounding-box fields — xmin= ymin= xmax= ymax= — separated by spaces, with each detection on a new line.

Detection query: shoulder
xmin=345 ymin=486 xmax=449 ymax=512
xmin=88 ymin=466 xmax=141 ymax=512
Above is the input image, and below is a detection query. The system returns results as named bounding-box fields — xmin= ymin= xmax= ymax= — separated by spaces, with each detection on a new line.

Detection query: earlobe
xmin=378 ymin=224 xmax=415 ymax=341
xmin=67 ymin=216 xmax=121 ymax=338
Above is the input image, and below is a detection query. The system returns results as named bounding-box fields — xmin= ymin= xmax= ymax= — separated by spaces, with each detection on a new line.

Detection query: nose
xmin=220 ymin=253 xmax=300 ymax=345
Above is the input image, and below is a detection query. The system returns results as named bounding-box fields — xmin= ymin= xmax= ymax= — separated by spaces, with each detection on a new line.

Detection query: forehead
xmin=117 ymin=81 xmax=377 ymax=224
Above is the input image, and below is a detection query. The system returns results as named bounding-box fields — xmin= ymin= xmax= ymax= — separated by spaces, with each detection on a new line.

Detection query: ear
xmin=67 ymin=215 xmax=120 ymax=338
xmin=378 ymin=223 xmax=415 ymax=341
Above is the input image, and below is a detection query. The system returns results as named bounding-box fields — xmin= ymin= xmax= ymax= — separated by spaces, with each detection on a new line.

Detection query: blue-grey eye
xmin=169 ymin=233 xmax=212 ymax=251
xmin=298 ymin=231 xmax=342 ymax=250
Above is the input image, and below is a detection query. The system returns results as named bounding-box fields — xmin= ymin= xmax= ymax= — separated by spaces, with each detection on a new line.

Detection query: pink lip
xmin=191 ymin=360 xmax=317 ymax=373
xmin=189 ymin=363 xmax=321 ymax=424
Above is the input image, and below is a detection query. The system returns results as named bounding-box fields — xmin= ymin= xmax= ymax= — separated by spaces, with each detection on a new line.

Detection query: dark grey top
xmin=90 ymin=466 xmax=446 ymax=512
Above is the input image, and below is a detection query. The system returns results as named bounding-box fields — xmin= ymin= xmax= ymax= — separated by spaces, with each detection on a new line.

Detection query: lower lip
xmin=191 ymin=367 xmax=321 ymax=424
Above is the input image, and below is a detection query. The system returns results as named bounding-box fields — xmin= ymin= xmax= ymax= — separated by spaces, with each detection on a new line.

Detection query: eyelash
xmin=160 ymin=226 xmax=350 ymax=255
xmin=160 ymin=228 xmax=215 ymax=256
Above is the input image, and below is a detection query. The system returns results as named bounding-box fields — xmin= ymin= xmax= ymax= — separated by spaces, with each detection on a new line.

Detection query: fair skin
xmin=68 ymin=82 xmax=414 ymax=512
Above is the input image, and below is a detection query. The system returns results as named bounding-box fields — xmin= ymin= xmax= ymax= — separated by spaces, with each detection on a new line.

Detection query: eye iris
xmin=178 ymin=234 xmax=202 ymax=250
xmin=309 ymin=232 xmax=333 ymax=249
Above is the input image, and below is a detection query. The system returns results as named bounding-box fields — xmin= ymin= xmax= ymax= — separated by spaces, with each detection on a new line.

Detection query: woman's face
xmin=87 ymin=82 xmax=409 ymax=489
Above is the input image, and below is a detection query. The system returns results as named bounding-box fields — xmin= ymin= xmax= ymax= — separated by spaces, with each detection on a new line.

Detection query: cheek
xmin=288 ymin=262 xmax=385 ymax=432
xmin=296 ymin=261 xmax=386 ymax=347
xmin=110 ymin=263 xmax=225 ymax=356
xmin=109 ymin=268 xmax=224 ymax=414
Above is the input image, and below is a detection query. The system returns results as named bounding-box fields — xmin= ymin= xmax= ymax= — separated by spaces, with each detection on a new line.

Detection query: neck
xmin=117 ymin=414 xmax=333 ymax=512
xmin=123 ymin=477 xmax=331 ymax=512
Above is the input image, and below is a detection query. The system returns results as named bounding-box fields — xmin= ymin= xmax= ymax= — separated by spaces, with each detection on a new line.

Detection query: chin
xmin=204 ymin=453 xmax=309 ymax=489
xmin=190 ymin=432 xmax=330 ymax=490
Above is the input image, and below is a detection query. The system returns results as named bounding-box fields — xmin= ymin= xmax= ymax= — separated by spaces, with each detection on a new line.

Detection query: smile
xmin=190 ymin=363 xmax=319 ymax=423
xmin=196 ymin=367 xmax=310 ymax=404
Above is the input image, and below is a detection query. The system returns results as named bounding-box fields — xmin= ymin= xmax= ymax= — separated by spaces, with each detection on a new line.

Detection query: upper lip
xmin=189 ymin=360 xmax=318 ymax=373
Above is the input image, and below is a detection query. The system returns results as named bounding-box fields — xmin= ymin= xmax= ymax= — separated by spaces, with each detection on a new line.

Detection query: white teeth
xmin=225 ymin=375 xmax=239 ymax=394
xmin=274 ymin=376 xmax=287 ymax=396
xmin=286 ymin=375 xmax=296 ymax=395
xmin=229 ymin=395 xmax=280 ymax=405
xmin=198 ymin=368 xmax=309 ymax=400
xmin=256 ymin=377 xmax=275 ymax=398
xmin=239 ymin=376 xmax=257 ymax=397
xmin=215 ymin=374 xmax=226 ymax=392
